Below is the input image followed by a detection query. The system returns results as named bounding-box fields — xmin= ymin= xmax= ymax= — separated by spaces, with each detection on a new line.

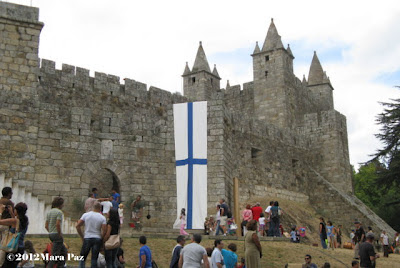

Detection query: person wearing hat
xmin=353 ymin=221 xmax=365 ymax=259
xmin=359 ymin=232 xmax=379 ymax=267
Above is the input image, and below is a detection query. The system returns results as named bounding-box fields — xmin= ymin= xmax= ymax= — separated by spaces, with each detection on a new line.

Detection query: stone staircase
xmin=0 ymin=173 xmax=76 ymax=234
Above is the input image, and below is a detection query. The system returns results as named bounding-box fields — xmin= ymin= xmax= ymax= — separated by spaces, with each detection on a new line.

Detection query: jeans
xmin=79 ymin=238 xmax=102 ymax=268
xmin=215 ymin=220 xmax=223 ymax=235
xmin=320 ymin=234 xmax=327 ymax=249
xmin=105 ymin=248 xmax=118 ymax=268
xmin=270 ymin=219 xmax=280 ymax=237
xmin=48 ymin=233 xmax=67 ymax=268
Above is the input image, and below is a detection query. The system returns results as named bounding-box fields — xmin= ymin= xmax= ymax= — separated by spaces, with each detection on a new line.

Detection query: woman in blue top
xmin=138 ymin=236 xmax=152 ymax=268
xmin=0 ymin=202 xmax=29 ymax=268
xmin=326 ymin=221 xmax=335 ymax=250
xmin=221 ymin=243 xmax=238 ymax=268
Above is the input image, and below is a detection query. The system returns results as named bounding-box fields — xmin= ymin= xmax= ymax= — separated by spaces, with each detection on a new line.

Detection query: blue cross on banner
xmin=173 ymin=101 xmax=208 ymax=230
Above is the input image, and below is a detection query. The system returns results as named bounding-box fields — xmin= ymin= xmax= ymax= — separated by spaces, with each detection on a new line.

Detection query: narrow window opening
xmin=110 ymin=91 xmax=113 ymax=95
xmin=160 ymin=103 xmax=162 ymax=107
xmin=72 ymin=83 xmax=75 ymax=88
xmin=78 ymin=128 xmax=81 ymax=136
xmin=135 ymin=97 xmax=137 ymax=102
xmin=251 ymin=147 xmax=262 ymax=159
xmin=38 ymin=76 xmax=41 ymax=81
xmin=292 ymin=159 xmax=299 ymax=168
xmin=192 ymin=77 xmax=196 ymax=83
xmin=265 ymin=55 xmax=269 ymax=61
xmin=108 ymin=118 xmax=111 ymax=126
xmin=211 ymin=78 xmax=213 ymax=84
xmin=265 ymin=71 xmax=268 ymax=77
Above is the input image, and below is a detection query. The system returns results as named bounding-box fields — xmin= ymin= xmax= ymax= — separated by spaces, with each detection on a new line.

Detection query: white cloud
xmin=7 ymin=0 xmax=400 ymax=169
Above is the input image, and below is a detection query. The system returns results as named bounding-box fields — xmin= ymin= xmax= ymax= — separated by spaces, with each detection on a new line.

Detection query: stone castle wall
xmin=0 ymin=2 xmax=395 ymax=235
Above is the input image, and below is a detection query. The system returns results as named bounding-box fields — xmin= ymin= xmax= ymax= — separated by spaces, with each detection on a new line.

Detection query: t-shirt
xmin=302 ymin=263 xmax=317 ymax=268
xmin=359 ymin=242 xmax=375 ymax=267
xmin=80 ymin=211 xmax=106 ymax=239
xmin=132 ymin=200 xmax=145 ymax=212
xmin=221 ymin=249 xmax=237 ymax=268
xmin=211 ymin=248 xmax=225 ymax=268
xmin=139 ymin=245 xmax=152 ymax=268
xmin=270 ymin=206 xmax=279 ymax=220
xmin=258 ymin=217 xmax=266 ymax=225
xmin=112 ymin=193 xmax=121 ymax=203
xmin=355 ymin=227 xmax=366 ymax=243
xmin=46 ymin=208 xmax=63 ymax=234
xmin=251 ymin=206 xmax=262 ymax=221
xmin=241 ymin=209 xmax=252 ymax=221
xmin=180 ymin=242 xmax=207 ymax=268
xmin=170 ymin=244 xmax=183 ymax=268
xmin=326 ymin=225 xmax=334 ymax=237
xmin=265 ymin=205 xmax=272 ymax=214
xmin=111 ymin=200 xmax=119 ymax=209
xmin=290 ymin=231 xmax=297 ymax=241
xmin=381 ymin=233 xmax=389 ymax=245
xmin=101 ymin=201 xmax=113 ymax=214
xmin=320 ymin=222 xmax=327 ymax=239
xmin=220 ymin=203 xmax=229 ymax=217
xmin=22 ymin=250 xmax=34 ymax=267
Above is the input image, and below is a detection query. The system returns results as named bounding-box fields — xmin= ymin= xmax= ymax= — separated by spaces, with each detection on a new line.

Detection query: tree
xmin=370 ymin=87 xmax=400 ymax=188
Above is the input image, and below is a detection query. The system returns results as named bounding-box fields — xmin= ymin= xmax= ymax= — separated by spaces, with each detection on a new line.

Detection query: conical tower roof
xmin=192 ymin=41 xmax=211 ymax=73
xmin=212 ymin=64 xmax=220 ymax=78
xmin=182 ymin=62 xmax=191 ymax=76
xmin=262 ymin=18 xmax=284 ymax=51
xmin=308 ymin=51 xmax=324 ymax=85
xmin=287 ymin=44 xmax=294 ymax=58
xmin=226 ymin=80 xmax=230 ymax=89
xmin=253 ymin=41 xmax=261 ymax=54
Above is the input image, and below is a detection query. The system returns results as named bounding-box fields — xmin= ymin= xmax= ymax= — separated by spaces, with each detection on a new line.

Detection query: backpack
xmin=271 ymin=208 xmax=279 ymax=220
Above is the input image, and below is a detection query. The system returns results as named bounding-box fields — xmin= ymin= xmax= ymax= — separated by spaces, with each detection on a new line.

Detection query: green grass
xmin=26 ymin=237 xmax=400 ymax=267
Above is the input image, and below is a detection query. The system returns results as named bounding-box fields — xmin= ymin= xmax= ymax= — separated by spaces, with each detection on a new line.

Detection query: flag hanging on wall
xmin=173 ymin=101 xmax=207 ymax=229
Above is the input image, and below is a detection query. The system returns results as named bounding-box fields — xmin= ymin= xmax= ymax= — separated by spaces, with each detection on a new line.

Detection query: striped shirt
xmin=46 ymin=208 xmax=63 ymax=234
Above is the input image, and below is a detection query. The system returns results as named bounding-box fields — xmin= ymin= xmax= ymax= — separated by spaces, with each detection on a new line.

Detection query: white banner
xmin=173 ymin=101 xmax=207 ymax=229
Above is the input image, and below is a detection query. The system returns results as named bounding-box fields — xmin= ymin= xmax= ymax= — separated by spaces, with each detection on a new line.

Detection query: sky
xmin=6 ymin=0 xmax=400 ymax=170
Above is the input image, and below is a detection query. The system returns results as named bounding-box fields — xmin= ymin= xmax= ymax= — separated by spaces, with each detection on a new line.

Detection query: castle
xmin=0 ymin=2 xmax=394 ymax=235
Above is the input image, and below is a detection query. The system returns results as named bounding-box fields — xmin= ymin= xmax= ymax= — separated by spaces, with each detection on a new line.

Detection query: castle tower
xmin=0 ymin=2 xmax=43 ymax=97
xmin=252 ymin=19 xmax=295 ymax=128
xmin=182 ymin=42 xmax=221 ymax=101
xmin=307 ymin=51 xmax=334 ymax=110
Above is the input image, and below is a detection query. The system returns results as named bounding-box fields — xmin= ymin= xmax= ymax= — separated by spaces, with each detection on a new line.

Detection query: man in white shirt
xmin=265 ymin=201 xmax=274 ymax=236
xmin=76 ymin=202 xmax=106 ymax=268
xmin=100 ymin=197 xmax=113 ymax=217
xmin=211 ymin=239 xmax=225 ymax=268
xmin=380 ymin=230 xmax=389 ymax=258
xmin=179 ymin=234 xmax=209 ymax=268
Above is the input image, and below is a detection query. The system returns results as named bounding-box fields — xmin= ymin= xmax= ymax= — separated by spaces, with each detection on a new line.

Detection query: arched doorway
xmin=89 ymin=168 xmax=120 ymax=198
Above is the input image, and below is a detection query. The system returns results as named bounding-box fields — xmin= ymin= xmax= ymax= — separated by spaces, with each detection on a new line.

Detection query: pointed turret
xmin=323 ymin=71 xmax=331 ymax=84
xmin=262 ymin=18 xmax=284 ymax=51
xmin=192 ymin=41 xmax=211 ymax=73
xmin=212 ymin=64 xmax=220 ymax=78
xmin=182 ymin=62 xmax=191 ymax=76
xmin=302 ymin=75 xmax=307 ymax=86
xmin=286 ymin=44 xmax=294 ymax=58
xmin=253 ymin=41 xmax=260 ymax=54
xmin=308 ymin=51 xmax=324 ymax=85
xmin=226 ymin=80 xmax=230 ymax=89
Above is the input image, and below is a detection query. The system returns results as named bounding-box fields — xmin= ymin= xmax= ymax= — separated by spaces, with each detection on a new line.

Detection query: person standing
xmin=0 ymin=187 xmax=14 ymax=219
xmin=179 ymin=208 xmax=189 ymax=236
xmin=269 ymin=201 xmax=281 ymax=237
xmin=45 ymin=197 xmax=67 ymax=268
xmin=111 ymin=189 xmax=121 ymax=204
xmin=244 ymin=220 xmax=262 ymax=268
xmin=85 ymin=193 xmax=98 ymax=212
xmin=76 ymin=202 xmax=107 ymax=268
xmin=221 ymin=243 xmax=237 ymax=268
xmin=104 ymin=208 xmax=120 ymax=268
xmin=211 ymin=239 xmax=225 ymax=268
xmin=131 ymin=195 xmax=145 ymax=222
xmin=0 ymin=202 xmax=29 ymax=268
xmin=353 ymin=221 xmax=365 ymax=259
xmin=219 ymin=199 xmax=229 ymax=236
xmin=241 ymin=205 xmax=252 ymax=236
xmin=170 ymin=235 xmax=185 ymax=268
xmin=319 ymin=217 xmax=327 ymax=249
xmin=215 ymin=205 xmax=224 ymax=236
xmin=380 ymin=230 xmax=389 ymax=258
xmin=101 ymin=197 xmax=113 ymax=217
xmin=336 ymin=224 xmax=343 ymax=248
xmin=178 ymin=234 xmax=209 ymax=268
xmin=250 ymin=203 xmax=262 ymax=222
xmin=359 ymin=233 xmax=379 ymax=267
xmin=326 ymin=221 xmax=335 ymax=250
xmin=92 ymin=188 xmax=99 ymax=199
xmin=138 ymin=236 xmax=152 ymax=268
xmin=265 ymin=201 xmax=274 ymax=236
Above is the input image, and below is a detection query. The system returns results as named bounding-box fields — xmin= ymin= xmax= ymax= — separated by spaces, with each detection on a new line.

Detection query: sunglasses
xmin=305 ymin=258 xmax=310 ymax=260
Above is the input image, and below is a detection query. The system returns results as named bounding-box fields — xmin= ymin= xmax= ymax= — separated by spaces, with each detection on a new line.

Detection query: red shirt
xmin=251 ymin=206 xmax=263 ymax=221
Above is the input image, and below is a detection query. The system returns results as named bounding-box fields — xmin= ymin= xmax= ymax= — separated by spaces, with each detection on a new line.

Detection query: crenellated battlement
xmin=38 ymin=59 xmax=187 ymax=106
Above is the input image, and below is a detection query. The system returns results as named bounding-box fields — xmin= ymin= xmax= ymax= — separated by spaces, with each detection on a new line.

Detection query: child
xmin=208 ymin=216 xmax=216 ymax=235
xmin=118 ymin=203 xmax=124 ymax=225
xmin=258 ymin=213 xmax=266 ymax=236
xmin=326 ymin=221 xmax=334 ymax=250
xmin=237 ymin=257 xmax=246 ymax=268
xmin=204 ymin=217 xmax=210 ymax=235
xmin=290 ymin=226 xmax=299 ymax=243
xmin=180 ymin=208 xmax=189 ymax=235
xmin=19 ymin=240 xmax=35 ymax=268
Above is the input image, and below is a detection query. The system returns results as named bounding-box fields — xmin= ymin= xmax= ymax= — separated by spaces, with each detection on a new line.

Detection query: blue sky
xmin=6 ymin=0 xmax=400 ymax=169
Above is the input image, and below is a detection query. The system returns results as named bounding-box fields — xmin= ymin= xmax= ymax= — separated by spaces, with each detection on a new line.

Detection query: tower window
xmin=265 ymin=55 xmax=269 ymax=61
xmin=192 ymin=77 xmax=196 ymax=83
xmin=265 ymin=71 xmax=268 ymax=77
xmin=211 ymin=78 xmax=213 ymax=84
